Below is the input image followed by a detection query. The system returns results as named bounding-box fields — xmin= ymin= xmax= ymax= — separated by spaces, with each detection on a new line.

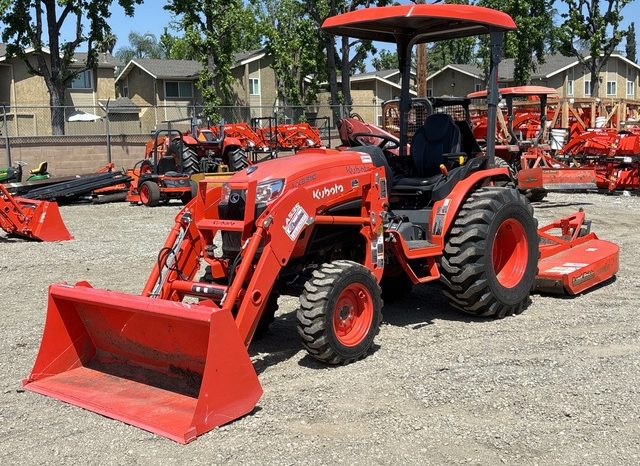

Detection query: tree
xmin=372 ymin=49 xmax=399 ymax=71
xmin=97 ymin=32 xmax=117 ymax=54
xmin=1 ymin=0 xmax=142 ymax=135
xmin=627 ymin=22 xmax=637 ymax=63
xmin=479 ymin=0 xmax=556 ymax=85
xmin=558 ymin=0 xmax=631 ymax=97
xmin=115 ymin=32 xmax=163 ymax=64
xmin=159 ymin=28 xmax=198 ymax=60
xmin=253 ymin=0 xmax=323 ymax=106
xmin=165 ymin=0 xmax=260 ymax=118
xmin=305 ymin=0 xmax=392 ymax=121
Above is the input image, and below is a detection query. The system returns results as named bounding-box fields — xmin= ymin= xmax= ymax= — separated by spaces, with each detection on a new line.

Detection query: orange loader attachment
xmin=23 ymin=282 xmax=262 ymax=444
xmin=0 ymin=184 xmax=73 ymax=241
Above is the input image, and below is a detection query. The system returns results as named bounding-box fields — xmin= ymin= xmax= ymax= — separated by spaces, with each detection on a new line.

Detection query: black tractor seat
xmin=392 ymin=156 xmax=487 ymax=202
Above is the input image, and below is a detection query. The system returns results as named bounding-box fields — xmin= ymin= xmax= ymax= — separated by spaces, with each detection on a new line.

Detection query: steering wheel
xmin=351 ymin=132 xmax=399 ymax=151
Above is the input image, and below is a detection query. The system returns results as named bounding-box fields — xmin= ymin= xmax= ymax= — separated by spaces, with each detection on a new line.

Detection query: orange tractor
xmin=127 ymin=130 xmax=197 ymax=207
xmin=145 ymin=123 xmax=249 ymax=174
xmin=24 ymin=4 xmax=619 ymax=444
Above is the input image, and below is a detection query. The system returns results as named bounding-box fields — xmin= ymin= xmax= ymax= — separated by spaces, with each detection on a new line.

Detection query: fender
xmin=429 ymin=167 xmax=510 ymax=246
xmin=179 ymin=135 xmax=199 ymax=145
xmin=222 ymin=136 xmax=243 ymax=151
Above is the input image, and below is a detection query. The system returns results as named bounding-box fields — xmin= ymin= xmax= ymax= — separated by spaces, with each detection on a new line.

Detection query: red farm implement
xmin=0 ymin=184 xmax=73 ymax=241
xmin=23 ymin=4 xmax=619 ymax=444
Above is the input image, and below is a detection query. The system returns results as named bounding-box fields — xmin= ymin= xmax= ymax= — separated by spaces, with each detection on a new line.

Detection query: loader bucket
xmin=23 ymin=282 xmax=262 ymax=444
xmin=20 ymin=198 xmax=74 ymax=242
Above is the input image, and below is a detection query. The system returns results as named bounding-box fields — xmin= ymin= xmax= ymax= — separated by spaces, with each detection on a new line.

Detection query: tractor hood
xmin=226 ymin=148 xmax=379 ymax=189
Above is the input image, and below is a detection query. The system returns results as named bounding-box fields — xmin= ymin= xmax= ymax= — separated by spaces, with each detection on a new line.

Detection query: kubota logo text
xmin=312 ymin=183 xmax=344 ymax=200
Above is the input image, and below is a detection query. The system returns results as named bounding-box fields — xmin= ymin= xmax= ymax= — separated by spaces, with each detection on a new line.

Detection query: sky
xmin=24 ymin=0 xmax=640 ymax=66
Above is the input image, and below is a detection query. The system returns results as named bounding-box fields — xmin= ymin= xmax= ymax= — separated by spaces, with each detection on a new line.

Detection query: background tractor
xmin=23 ymin=4 xmax=619 ymax=444
xmin=127 ymin=129 xmax=197 ymax=207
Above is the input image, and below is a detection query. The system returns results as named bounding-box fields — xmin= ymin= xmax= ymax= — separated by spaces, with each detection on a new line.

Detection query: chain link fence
xmin=0 ymin=103 xmax=387 ymax=165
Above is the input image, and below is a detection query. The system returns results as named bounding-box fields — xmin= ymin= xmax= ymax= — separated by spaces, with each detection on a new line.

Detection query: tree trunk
xmin=590 ymin=68 xmax=599 ymax=98
xmin=340 ymin=35 xmax=353 ymax=115
xmin=50 ymin=83 xmax=66 ymax=136
xmin=325 ymin=36 xmax=341 ymax=124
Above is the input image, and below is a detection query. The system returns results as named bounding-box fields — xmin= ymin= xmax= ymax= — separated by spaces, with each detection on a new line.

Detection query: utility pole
xmin=416 ymin=0 xmax=428 ymax=97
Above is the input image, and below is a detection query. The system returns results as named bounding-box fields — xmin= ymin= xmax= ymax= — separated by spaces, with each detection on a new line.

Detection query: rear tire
xmin=297 ymin=260 xmax=382 ymax=364
xmin=226 ymin=148 xmax=249 ymax=172
xmin=167 ymin=141 xmax=200 ymax=175
xmin=139 ymin=181 xmax=160 ymax=207
xmin=440 ymin=187 xmax=538 ymax=318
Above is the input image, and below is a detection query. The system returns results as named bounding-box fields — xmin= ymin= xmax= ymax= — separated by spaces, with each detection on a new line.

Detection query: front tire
xmin=440 ymin=187 xmax=539 ymax=318
xmin=297 ymin=260 xmax=382 ymax=364
xmin=139 ymin=181 xmax=160 ymax=207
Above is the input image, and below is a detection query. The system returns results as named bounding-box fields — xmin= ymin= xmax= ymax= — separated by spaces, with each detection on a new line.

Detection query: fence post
xmin=105 ymin=99 xmax=112 ymax=164
xmin=2 ymin=105 xmax=10 ymax=167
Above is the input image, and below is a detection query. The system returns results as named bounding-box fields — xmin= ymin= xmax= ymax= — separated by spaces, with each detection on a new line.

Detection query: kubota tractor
xmin=146 ymin=123 xmax=249 ymax=175
xmin=24 ymin=4 xmax=619 ymax=444
xmin=127 ymin=130 xmax=198 ymax=207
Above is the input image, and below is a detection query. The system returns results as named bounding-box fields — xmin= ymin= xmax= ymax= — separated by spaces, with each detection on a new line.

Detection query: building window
xmin=584 ymin=80 xmax=591 ymax=96
xmin=606 ymin=81 xmax=617 ymax=96
xmin=426 ymin=88 xmax=433 ymax=97
xmin=627 ymin=80 xmax=635 ymax=96
xmin=69 ymin=70 xmax=92 ymax=89
xmin=165 ymin=81 xmax=193 ymax=98
xmin=249 ymin=78 xmax=260 ymax=96
xmin=122 ymin=84 xmax=128 ymax=98
xmin=567 ymin=80 xmax=574 ymax=96
xmin=474 ymin=83 xmax=483 ymax=92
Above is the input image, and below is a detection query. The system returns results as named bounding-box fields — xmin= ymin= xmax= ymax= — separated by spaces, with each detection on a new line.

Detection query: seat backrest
xmin=157 ymin=156 xmax=178 ymax=175
xmin=410 ymin=113 xmax=461 ymax=177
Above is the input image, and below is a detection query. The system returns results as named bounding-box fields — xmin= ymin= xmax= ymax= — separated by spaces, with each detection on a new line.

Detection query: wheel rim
xmin=332 ymin=283 xmax=373 ymax=347
xmin=492 ymin=218 xmax=528 ymax=288
xmin=140 ymin=184 xmax=149 ymax=204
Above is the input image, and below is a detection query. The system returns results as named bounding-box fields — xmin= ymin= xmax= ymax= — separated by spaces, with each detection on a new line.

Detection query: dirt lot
xmin=1 ymin=192 xmax=638 ymax=465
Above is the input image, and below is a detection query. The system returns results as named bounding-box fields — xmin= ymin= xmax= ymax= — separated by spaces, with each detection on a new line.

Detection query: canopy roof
xmin=322 ymin=5 xmax=516 ymax=43
xmin=468 ymin=86 xmax=558 ymax=99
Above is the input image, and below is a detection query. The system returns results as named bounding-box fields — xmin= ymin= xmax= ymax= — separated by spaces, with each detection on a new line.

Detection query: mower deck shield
xmin=535 ymin=213 xmax=619 ymax=294
xmin=518 ymin=166 xmax=598 ymax=191
xmin=23 ymin=282 xmax=262 ymax=444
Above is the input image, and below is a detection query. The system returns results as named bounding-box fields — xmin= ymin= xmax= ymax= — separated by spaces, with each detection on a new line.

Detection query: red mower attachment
xmin=536 ymin=211 xmax=619 ymax=294
xmin=0 ymin=184 xmax=73 ymax=241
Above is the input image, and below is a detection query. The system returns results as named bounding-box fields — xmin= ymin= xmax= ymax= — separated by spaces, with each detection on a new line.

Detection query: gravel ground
xmin=1 ymin=192 xmax=638 ymax=465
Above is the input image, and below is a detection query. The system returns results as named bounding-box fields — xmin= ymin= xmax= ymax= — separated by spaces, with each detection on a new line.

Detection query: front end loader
xmin=1 ymin=184 xmax=73 ymax=241
xmin=24 ymin=4 xmax=619 ymax=444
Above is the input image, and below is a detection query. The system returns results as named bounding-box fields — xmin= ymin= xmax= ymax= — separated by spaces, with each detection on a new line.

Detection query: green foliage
xmin=252 ymin=0 xmax=323 ymax=106
xmin=165 ymin=0 xmax=260 ymax=118
xmin=371 ymin=50 xmax=399 ymax=71
xmin=428 ymin=0 xmax=477 ymax=73
xmin=478 ymin=0 xmax=556 ymax=84
xmin=627 ymin=22 xmax=637 ymax=63
xmin=115 ymin=32 xmax=163 ymax=63
xmin=159 ymin=28 xmax=198 ymax=60
xmin=557 ymin=0 xmax=631 ymax=96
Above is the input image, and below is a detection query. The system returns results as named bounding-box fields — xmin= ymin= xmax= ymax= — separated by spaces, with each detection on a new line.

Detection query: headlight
xmin=255 ymin=179 xmax=284 ymax=204
xmin=306 ymin=138 xmax=315 ymax=147
xmin=247 ymin=140 xmax=256 ymax=148
xmin=221 ymin=182 xmax=231 ymax=203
